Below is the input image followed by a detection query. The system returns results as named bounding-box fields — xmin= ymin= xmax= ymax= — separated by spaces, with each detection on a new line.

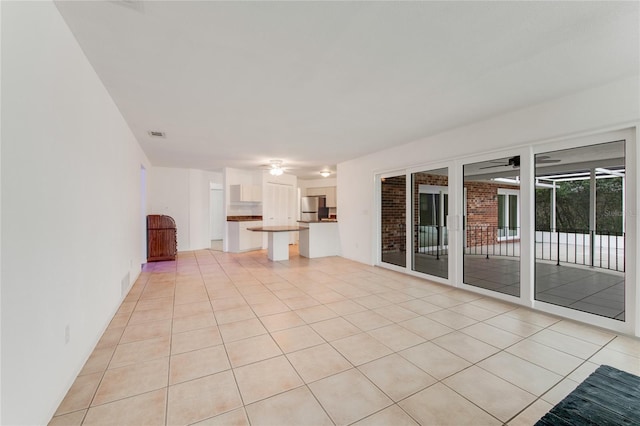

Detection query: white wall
xmin=148 ymin=167 xmax=190 ymax=250
xmin=189 ymin=169 xmax=214 ymax=250
xmin=263 ymin=170 xmax=297 ymax=187
xmin=1 ymin=2 xmax=150 ymax=424
xmin=148 ymin=167 xmax=221 ymax=252
xmin=298 ymin=177 xmax=337 ymax=192
xmin=337 ymin=76 xmax=640 ymax=265
xmin=210 ymin=187 xmax=224 ymax=240
xmin=0 ymin=1 xmax=4 ymax=421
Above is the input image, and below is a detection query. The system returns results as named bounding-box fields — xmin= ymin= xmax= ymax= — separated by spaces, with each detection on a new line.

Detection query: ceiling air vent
xmin=148 ymin=130 xmax=166 ymax=138
xmin=110 ymin=0 xmax=145 ymax=13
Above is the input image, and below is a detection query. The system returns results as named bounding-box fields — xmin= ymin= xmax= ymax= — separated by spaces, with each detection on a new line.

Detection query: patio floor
xmin=382 ymin=252 xmax=625 ymax=321
xmin=464 ymin=255 xmax=625 ymax=321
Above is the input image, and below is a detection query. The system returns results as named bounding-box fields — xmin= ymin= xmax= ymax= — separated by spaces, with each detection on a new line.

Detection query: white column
xmin=268 ymin=232 xmax=290 ymax=261
xmin=590 ymin=168 xmax=596 ymax=266
xmin=552 ymin=181 xmax=557 ymax=231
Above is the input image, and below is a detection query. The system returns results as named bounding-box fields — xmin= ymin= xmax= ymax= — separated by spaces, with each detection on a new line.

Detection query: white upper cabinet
xmin=230 ymin=184 xmax=262 ymax=202
xmin=325 ymin=186 xmax=337 ymax=208
xmin=306 ymin=186 xmax=337 ymax=207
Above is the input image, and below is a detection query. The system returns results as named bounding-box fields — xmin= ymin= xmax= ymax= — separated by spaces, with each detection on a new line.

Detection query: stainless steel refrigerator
xmin=300 ymin=196 xmax=319 ymax=221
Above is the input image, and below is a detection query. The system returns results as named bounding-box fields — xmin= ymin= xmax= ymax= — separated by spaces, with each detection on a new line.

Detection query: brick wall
xmin=464 ymin=181 xmax=519 ymax=247
xmin=381 ymin=175 xmax=406 ymax=254
xmin=412 ymin=172 xmax=449 ymax=252
xmin=381 ymin=173 xmax=519 ymax=252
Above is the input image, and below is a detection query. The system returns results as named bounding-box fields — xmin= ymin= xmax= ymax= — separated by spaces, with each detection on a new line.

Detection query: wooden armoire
xmin=147 ymin=215 xmax=177 ymax=262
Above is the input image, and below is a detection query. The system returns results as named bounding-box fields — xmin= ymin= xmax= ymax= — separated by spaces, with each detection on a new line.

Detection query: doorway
xmin=412 ymin=167 xmax=449 ymax=278
xmin=210 ymin=183 xmax=223 ymax=251
xmin=534 ymin=140 xmax=626 ymax=320
xmin=380 ymin=174 xmax=407 ymax=268
xmin=140 ymin=165 xmax=147 ymax=264
xmin=463 ymin=156 xmax=521 ymax=297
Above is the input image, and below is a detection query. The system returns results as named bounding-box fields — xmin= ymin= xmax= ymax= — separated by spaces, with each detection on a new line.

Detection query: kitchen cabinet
xmin=230 ymin=184 xmax=262 ymax=202
xmin=325 ymin=186 xmax=337 ymax=208
xmin=306 ymin=186 xmax=337 ymax=207
xmin=227 ymin=220 xmax=263 ymax=252
xmin=264 ymin=183 xmax=297 ymax=244
xmin=306 ymin=187 xmax=323 ymax=196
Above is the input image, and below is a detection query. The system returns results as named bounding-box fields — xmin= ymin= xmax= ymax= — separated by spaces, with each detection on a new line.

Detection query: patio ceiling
xmin=465 ymin=140 xmax=625 ymax=181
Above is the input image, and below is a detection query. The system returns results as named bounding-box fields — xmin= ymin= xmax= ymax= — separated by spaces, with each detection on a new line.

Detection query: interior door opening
xmin=210 ymin=183 xmax=223 ymax=251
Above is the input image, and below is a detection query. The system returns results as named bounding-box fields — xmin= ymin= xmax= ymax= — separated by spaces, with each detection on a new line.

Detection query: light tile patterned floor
xmin=50 ymin=247 xmax=640 ymax=426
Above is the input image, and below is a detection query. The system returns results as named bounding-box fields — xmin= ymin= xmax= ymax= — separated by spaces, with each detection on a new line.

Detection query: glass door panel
xmin=534 ymin=141 xmax=625 ymax=321
xmin=381 ymin=175 xmax=406 ymax=267
xmin=412 ymin=168 xmax=448 ymax=278
xmin=463 ymin=157 xmax=521 ymax=296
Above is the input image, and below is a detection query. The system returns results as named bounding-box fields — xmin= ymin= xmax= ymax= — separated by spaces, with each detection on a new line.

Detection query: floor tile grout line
xmin=77 ymin=272 xmax=155 ymax=424
xmin=211 ymin=267 xmax=254 ymax=423
xmin=434 ymin=376 xmax=505 ymax=424
xmin=162 ymin=258 xmax=177 ymax=426
xmin=200 ymin=249 xmax=254 ymax=417
xmin=477 ymin=314 xmax=617 ymax=425
xmin=55 ymin=249 xmax=636 ymax=425
xmin=67 ymin=271 xmax=158 ymax=423
xmin=502 ymin=354 xmax=598 ymax=426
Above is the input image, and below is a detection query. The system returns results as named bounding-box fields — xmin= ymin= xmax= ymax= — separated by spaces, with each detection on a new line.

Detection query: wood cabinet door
xmin=325 ymin=187 xmax=337 ymax=207
xmin=148 ymin=229 xmax=176 ymax=260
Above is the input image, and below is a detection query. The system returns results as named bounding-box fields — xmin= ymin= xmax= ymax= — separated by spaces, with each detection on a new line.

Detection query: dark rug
xmin=536 ymin=364 xmax=640 ymax=426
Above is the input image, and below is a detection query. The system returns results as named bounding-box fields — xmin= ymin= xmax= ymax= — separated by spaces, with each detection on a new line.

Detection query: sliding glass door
xmin=463 ymin=157 xmax=521 ymax=297
xmin=534 ymin=140 xmax=626 ymax=320
xmin=412 ymin=168 xmax=448 ymax=278
xmin=380 ymin=174 xmax=406 ymax=267
xmin=375 ymin=130 xmax=634 ymax=335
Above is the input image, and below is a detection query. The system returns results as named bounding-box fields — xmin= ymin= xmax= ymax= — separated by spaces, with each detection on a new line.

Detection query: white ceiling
xmin=54 ymin=1 xmax=638 ymax=179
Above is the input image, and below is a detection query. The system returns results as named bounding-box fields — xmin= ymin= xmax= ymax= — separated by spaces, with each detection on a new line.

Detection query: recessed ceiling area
xmin=54 ymin=1 xmax=639 ymax=179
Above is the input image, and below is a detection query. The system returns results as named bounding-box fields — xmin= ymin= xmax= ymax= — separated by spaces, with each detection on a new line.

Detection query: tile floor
xmin=50 ymin=247 xmax=640 ymax=426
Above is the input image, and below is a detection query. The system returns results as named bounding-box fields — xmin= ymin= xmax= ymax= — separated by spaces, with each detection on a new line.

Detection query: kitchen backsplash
xmin=227 ymin=204 xmax=262 ymax=217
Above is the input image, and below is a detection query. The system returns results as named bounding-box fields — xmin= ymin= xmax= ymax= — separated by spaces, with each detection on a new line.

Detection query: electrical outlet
xmin=65 ymin=325 xmax=70 ymax=344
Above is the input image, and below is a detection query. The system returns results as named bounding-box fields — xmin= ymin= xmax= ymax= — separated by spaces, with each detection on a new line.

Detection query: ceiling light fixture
xmin=269 ymin=160 xmax=284 ymax=176
xmin=320 ymin=171 xmax=331 ymax=178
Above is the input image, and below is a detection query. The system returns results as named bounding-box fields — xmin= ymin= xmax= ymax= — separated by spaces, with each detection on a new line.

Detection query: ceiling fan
xmin=260 ymin=160 xmax=294 ymax=176
xmin=479 ymin=155 xmax=560 ymax=169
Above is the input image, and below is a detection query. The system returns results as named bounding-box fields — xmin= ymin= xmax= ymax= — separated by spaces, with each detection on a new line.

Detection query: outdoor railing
xmin=415 ymin=225 xmax=448 ymax=259
xmin=416 ymin=225 xmax=625 ymax=273
xmin=536 ymin=229 xmax=625 ymax=272
xmin=464 ymin=225 xmax=520 ymax=259
xmin=458 ymin=225 xmax=624 ymax=273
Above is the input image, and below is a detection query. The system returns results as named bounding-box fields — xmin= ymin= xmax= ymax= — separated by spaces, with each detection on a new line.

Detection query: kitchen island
xmin=298 ymin=220 xmax=341 ymax=258
xmin=227 ymin=216 xmax=263 ymax=253
xmin=247 ymin=225 xmax=307 ymax=261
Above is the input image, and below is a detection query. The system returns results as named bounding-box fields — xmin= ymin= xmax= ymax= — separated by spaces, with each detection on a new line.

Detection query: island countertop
xmin=297 ymin=220 xmax=338 ymax=223
xmin=226 ymin=216 xmax=263 ymax=222
xmin=247 ymin=225 xmax=308 ymax=232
